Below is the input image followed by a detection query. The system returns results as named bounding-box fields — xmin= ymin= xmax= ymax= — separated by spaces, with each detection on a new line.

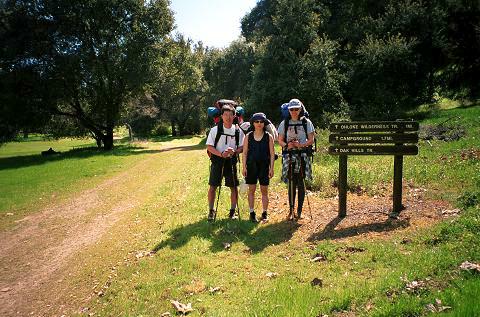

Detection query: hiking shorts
xmin=245 ymin=160 xmax=270 ymax=186
xmin=209 ymin=156 xmax=239 ymax=187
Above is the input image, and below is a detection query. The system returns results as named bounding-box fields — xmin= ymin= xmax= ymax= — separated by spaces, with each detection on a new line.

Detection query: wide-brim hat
xmin=288 ymin=98 xmax=303 ymax=109
xmin=250 ymin=112 xmax=267 ymax=122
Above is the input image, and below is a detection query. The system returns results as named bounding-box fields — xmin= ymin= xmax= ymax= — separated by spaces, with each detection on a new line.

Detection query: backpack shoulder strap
xmin=234 ymin=125 xmax=239 ymax=147
xmin=301 ymin=117 xmax=308 ymax=135
xmin=283 ymin=119 xmax=289 ymax=140
xmin=213 ymin=122 xmax=223 ymax=148
xmin=248 ymin=131 xmax=254 ymax=143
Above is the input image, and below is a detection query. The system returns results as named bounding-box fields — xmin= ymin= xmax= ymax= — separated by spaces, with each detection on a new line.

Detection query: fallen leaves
xmin=170 ymin=300 xmax=193 ymax=315
xmin=208 ymin=286 xmax=221 ymax=294
xmin=266 ymin=272 xmax=278 ymax=278
xmin=459 ymin=261 xmax=480 ymax=273
xmin=441 ymin=209 xmax=460 ymax=216
xmin=425 ymin=299 xmax=451 ymax=313
xmin=184 ymin=279 xmax=206 ymax=295
xmin=405 ymin=280 xmax=426 ymax=293
xmin=310 ymin=253 xmax=327 ymax=262
xmin=135 ymin=250 xmax=155 ymax=259
xmin=459 ymin=148 xmax=480 ymax=161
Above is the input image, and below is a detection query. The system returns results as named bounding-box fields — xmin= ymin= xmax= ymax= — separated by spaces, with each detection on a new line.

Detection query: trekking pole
xmin=300 ymin=155 xmax=313 ymax=221
xmin=214 ymin=159 xmax=226 ymax=222
xmin=288 ymin=152 xmax=296 ymax=220
xmin=232 ymin=155 xmax=241 ymax=220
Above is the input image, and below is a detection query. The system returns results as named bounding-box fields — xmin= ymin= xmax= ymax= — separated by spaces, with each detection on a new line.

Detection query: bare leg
xmin=260 ymin=185 xmax=268 ymax=212
xmin=248 ymin=184 xmax=256 ymax=210
xmin=230 ymin=186 xmax=238 ymax=209
xmin=208 ymin=185 xmax=217 ymax=210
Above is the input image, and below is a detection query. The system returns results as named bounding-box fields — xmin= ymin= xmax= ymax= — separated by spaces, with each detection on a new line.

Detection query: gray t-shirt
xmin=277 ymin=118 xmax=315 ymax=143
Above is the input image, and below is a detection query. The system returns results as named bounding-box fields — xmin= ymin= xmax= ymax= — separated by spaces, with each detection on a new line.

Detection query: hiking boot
xmin=261 ymin=211 xmax=268 ymax=221
xmin=287 ymin=208 xmax=295 ymax=221
xmin=207 ymin=209 xmax=215 ymax=222
xmin=296 ymin=210 xmax=303 ymax=220
xmin=229 ymin=208 xmax=238 ymax=219
xmin=249 ymin=211 xmax=258 ymax=223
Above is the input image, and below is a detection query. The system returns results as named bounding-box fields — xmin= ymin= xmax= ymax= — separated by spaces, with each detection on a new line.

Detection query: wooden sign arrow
xmin=328 ymin=145 xmax=418 ymax=155
xmin=329 ymin=133 xmax=418 ymax=144
xmin=329 ymin=121 xmax=419 ymax=132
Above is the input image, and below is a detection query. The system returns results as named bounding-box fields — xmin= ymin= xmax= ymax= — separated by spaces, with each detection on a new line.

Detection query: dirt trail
xmin=0 ymin=146 xmax=191 ymax=316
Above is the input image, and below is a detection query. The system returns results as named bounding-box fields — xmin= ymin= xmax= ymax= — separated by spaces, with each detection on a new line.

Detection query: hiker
xmin=277 ymin=98 xmax=315 ymax=220
xmin=242 ymin=112 xmax=275 ymax=223
xmin=206 ymin=104 xmax=245 ymax=221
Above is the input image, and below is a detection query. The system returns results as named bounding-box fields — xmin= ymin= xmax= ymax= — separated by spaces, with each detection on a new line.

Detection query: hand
xmin=287 ymin=142 xmax=296 ymax=150
xmin=242 ymin=167 xmax=247 ymax=177
xmin=268 ymin=168 xmax=274 ymax=179
xmin=292 ymin=140 xmax=301 ymax=148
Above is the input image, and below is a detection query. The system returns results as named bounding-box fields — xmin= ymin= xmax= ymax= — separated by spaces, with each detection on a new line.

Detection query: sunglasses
xmin=253 ymin=120 xmax=264 ymax=123
xmin=289 ymin=108 xmax=300 ymax=112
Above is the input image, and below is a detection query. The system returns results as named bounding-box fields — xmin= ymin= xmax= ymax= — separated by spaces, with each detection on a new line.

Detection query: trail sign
xmin=329 ymin=145 xmax=418 ymax=155
xmin=329 ymin=133 xmax=419 ymax=144
xmin=329 ymin=121 xmax=419 ymax=132
xmin=329 ymin=121 xmax=419 ymax=217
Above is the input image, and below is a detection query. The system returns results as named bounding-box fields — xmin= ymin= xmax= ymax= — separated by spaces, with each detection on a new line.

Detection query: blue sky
xmin=170 ymin=0 xmax=258 ymax=48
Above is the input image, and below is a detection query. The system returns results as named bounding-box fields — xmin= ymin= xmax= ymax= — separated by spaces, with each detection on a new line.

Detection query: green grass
xmin=83 ymin=186 xmax=479 ymax=316
xmin=1 ymin=103 xmax=479 ymax=316
xmin=0 ymin=136 xmax=204 ymax=229
xmin=77 ymin=102 xmax=479 ymax=315
xmin=0 ymin=137 xmax=95 ymax=158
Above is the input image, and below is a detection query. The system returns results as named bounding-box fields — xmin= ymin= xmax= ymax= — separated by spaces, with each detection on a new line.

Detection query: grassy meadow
xmin=0 ymin=103 xmax=479 ymax=316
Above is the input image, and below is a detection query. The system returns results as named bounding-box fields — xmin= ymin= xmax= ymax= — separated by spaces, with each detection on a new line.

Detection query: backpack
xmin=207 ymin=121 xmax=240 ymax=159
xmin=280 ymin=102 xmax=316 ymax=156
xmin=206 ymin=99 xmax=241 ymax=157
xmin=207 ymin=99 xmax=240 ymax=125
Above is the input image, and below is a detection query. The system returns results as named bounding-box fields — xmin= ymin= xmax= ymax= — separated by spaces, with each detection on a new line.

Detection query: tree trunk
xmin=125 ymin=123 xmax=133 ymax=141
xmin=171 ymin=120 xmax=176 ymax=136
xmin=103 ymin=128 xmax=114 ymax=150
xmin=94 ymin=134 xmax=103 ymax=148
xmin=23 ymin=130 xmax=28 ymax=139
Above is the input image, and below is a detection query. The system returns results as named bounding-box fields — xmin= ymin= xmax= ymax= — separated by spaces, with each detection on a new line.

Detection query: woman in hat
xmin=277 ymin=98 xmax=315 ymax=220
xmin=242 ymin=112 xmax=275 ymax=222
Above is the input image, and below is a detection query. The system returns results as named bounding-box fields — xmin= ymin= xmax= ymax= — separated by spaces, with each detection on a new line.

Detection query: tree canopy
xmin=1 ymin=0 xmax=173 ymax=148
xmin=1 ymin=0 xmax=478 ymax=144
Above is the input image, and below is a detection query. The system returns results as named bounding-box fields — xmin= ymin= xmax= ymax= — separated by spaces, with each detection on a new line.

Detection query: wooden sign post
xmin=328 ymin=121 xmax=419 ymax=217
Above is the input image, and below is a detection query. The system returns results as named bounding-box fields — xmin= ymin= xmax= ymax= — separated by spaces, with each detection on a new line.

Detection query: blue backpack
xmin=280 ymin=102 xmax=309 ymax=120
xmin=279 ymin=102 xmax=315 ymax=156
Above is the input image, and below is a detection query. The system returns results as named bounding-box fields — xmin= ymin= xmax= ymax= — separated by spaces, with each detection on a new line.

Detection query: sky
xmin=170 ymin=0 xmax=259 ymax=48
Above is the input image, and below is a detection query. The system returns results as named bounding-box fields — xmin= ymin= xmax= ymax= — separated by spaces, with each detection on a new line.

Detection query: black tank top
xmin=247 ymin=132 xmax=270 ymax=162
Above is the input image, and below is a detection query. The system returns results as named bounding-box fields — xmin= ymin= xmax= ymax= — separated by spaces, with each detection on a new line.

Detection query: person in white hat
xmin=277 ymin=99 xmax=315 ymax=220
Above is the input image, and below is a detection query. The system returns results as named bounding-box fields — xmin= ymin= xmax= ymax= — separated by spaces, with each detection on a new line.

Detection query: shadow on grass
xmin=0 ymin=142 xmax=206 ymax=171
xmin=308 ymin=216 xmax=410 ymax=242
xmin=153 ymin=218 xmax=300 ymax=254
